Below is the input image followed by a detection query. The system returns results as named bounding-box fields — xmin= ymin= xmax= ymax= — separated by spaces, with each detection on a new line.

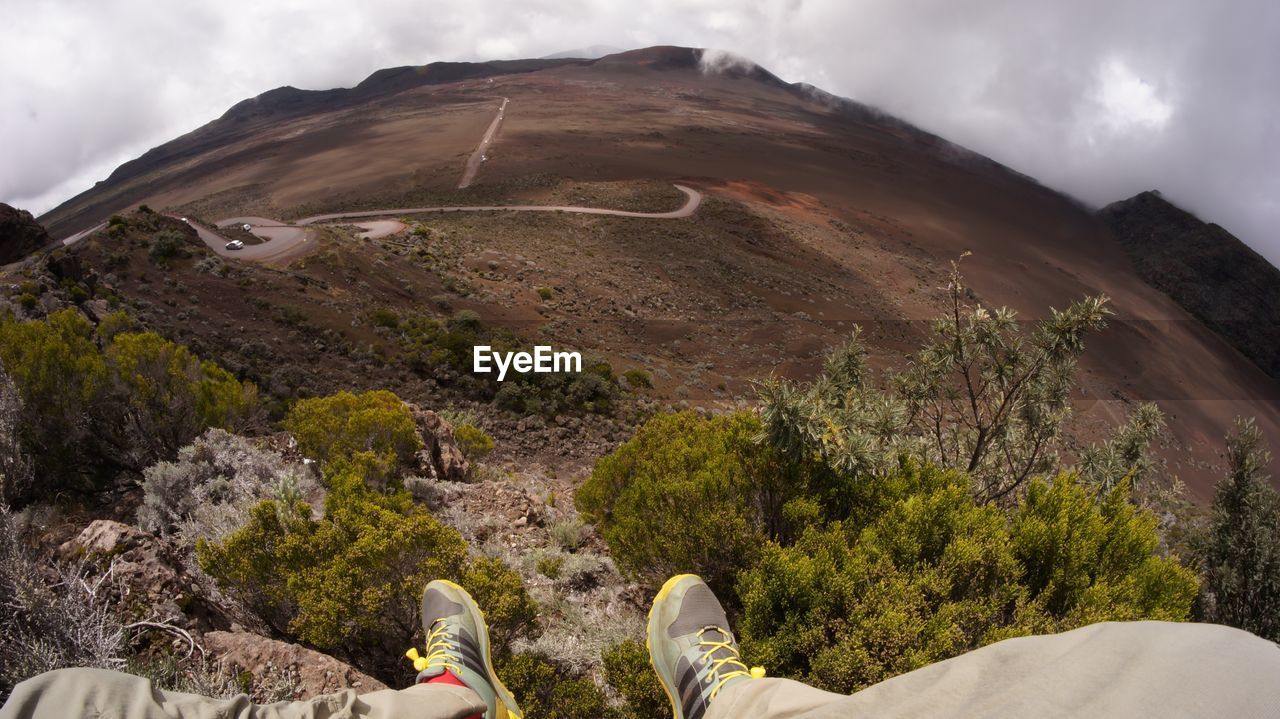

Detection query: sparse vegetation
xmin=453 ymin=422 xmax=494 ymax=460
xmin=1195 ymin=418 xmax=1280 ymax=641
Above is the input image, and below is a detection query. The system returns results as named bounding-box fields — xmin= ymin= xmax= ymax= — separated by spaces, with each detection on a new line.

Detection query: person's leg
xmin=647 ymin=575 xmax=1280 ymax=719
xmin=1 ymin=579 xmax=519 ymax=719
xmin=0 ymin=667 xmax=486 ymax=719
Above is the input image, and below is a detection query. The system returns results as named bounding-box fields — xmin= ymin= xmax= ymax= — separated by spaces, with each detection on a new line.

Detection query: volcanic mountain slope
xmin=27 ymin=45 xmax=1280 ymax=498
xmin=1100 ymin=191 xmax=1280 ymax=381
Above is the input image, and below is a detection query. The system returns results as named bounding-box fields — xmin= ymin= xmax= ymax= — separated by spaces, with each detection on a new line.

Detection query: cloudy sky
xmin=3 ymin=0 xmax=1277 ymax=261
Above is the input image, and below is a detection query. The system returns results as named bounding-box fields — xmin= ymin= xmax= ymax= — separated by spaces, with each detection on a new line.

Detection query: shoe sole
xmin=646 ymin=573 xmax=699 ymax=719
xmin=427 ymin=579 xmax=524 ymax=719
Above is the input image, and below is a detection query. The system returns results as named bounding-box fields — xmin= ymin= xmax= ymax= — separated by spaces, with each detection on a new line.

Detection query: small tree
xmin=1196 ymin=418 xmax=1280 ymax=641
xmin=759 ymin=260 xmax=1111 ymax=503
xmin=1077 ymin=402 xmax=1166 ymax=493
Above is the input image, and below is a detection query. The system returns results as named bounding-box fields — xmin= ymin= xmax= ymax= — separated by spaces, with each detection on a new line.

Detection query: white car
xmin=225 ymin=240 xmax=245 ymax=251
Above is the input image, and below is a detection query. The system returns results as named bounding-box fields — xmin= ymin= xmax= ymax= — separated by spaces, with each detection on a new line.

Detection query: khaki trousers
xmin=3 ymin=622 xmax=1278 ymax=719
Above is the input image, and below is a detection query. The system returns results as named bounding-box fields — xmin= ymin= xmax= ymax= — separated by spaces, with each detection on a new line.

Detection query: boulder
xmin=204 ymin=631 xmax=388 ymax=698
xmin=61 ymin=519 xmax=149 ymax=556
xmin=410 ymin=406 xmax=469 ymax=483
xmin=0 ymin=203 xmax=52 ymax=264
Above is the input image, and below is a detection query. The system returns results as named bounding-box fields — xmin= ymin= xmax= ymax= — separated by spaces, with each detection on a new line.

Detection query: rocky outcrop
xmin=410 ymin=406 xmax=469 ymax=483
xmin=0 ymin=203 xmax=52 ymax=264
xmin=59 ymin=519 xmax=235 ymax=633
xmin=204 ymin=631 xmax=387 ymax=698
xmin=1099 ymin=191 xmax=1280 ymax=380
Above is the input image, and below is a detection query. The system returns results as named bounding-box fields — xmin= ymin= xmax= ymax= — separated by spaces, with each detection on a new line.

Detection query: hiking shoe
xmin=647 ymin=574 xmax=764 ymax=719
xmin=406 ymin=579 xmax=523 ymax=719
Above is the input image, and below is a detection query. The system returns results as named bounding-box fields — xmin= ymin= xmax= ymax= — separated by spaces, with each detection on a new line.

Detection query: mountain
xmin=1100 ymin=191 xmax=1280 ymax=380
xmin=542 ymin=45 xmax=625 ymax=59
xmin=24 ymin=45 xmax=1280 ymax=498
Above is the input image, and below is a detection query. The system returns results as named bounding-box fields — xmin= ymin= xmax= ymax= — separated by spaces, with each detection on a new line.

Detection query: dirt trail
xmin=458 ymin=97 xmax=508 ymax=189
xmin=130 ymin=184 xmax=703 ymax=262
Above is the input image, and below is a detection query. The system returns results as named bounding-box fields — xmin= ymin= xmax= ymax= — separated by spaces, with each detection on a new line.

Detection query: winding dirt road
xmin=178 ymin=184 xmax=702 ymax=261
xmin=458 ymin=97 xmax=508 ymax=189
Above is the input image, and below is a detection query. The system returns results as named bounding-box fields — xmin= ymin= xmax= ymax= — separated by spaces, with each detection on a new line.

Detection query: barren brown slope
xmin=32 ymin=45 xmax=1280 ymax=498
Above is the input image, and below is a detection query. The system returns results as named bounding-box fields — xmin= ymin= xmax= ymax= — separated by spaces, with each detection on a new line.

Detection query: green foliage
xmin=536 ymin=554 xmax=565 ymax=579
xmin=1196 ymin=418 xmax=1280 ymax=641
xmin=284 ymin=390 xmax=421 ymax=482
xmin=536 ymin=286 xmax=554 ymax=301
xmin=148 ymin=229 xmax=189 ymax=264
xmin=549 ymin=518 xmax=588 ymax=552
xmin=622 ymin=369 xmax=653 ymax=389
xmin=495 ymin=653 xmax=609 ymax=719
xmin=0 ymin=309 xmax=255 ymax=500
xmin=577 ymin=411 xmax=797 ymax=593
xmin=602 ymin=640 xmax=668 ymax=719
xmin=737 ymin=463 xmax=1196 ymax=694
xmin=197 ymin=463 xmax=536 ymax=673
xmin=759 ymin=261 xmax=1112 ymax=503
xmin=107 ymin=331 xmax=261 ymax=458
xmin=453 ymin=422 xmax=494 ymax=460
xmin=368 ymin=307 xmax=400 ymax=329
xmin=1078 ymin=402 xmax=1166 ymax=492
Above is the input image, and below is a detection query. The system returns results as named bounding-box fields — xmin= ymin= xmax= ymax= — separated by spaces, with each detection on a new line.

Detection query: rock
xmin=61 ymin=519 xmax=148 ymax=556
xmin=409 ymin=406 xmax=469 ymax=483
xmin=204 ymin=631 xmax=388 ymax=698
xmin=0 ymin=203 xmax=52 ymax=264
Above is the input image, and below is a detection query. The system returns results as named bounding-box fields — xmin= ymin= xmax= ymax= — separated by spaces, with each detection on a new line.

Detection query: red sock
xmin=422 ymin=671 xmax=483 ymax=719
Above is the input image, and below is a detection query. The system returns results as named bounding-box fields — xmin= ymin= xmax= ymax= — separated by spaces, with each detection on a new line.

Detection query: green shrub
xmin=284 ymin=390 xmax=421 ymax=481
xmin=622 ymin=369 xmax=653 ymax=389
xmin=197 ymin=464 xmax=536 ymax=674
xmin=368 ymin=307 xmax=400 ymax=329
xmin=602 ymin=640 xmax=668 ymax=719
xmin=577 ymin=411 xmax=794 ymax=593
xmin=1195 ymin=418 xmax=1280 ymax=641
xmin=536 ymin=287 xmax=554 ymax=301
xmin=549 ymin=518 xmax=589 ymax=552
xmin=148 ymin=230 xmax=188 ymax=264
xmin=0 ymin=310 xmax=255 ymax=500
xmin=495 ymin=653 xmax=609 ymax=719
xmin=536 ymin=554 xmax=565 ymax=579
xmin=16 ymin=294 xmax=37 ymax=311
xmin=737 ymin=463 xmax=1197 ymax=694
xmin=453 ymin=422 xmax=494 ymax=460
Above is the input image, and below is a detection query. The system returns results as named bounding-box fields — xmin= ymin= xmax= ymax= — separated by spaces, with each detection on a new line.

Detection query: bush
xmin=0 ymin=310 xmax=259 ymax=501
xmin=495 ymin=652 xmax=609 ymax=719
xmin=622 ymin=369 xmax=653 ymax=389
xmin=107 ymin=331 xmax=261 ymax=460
xmin=1195 ymin=418 xmax=1280 ymax=641
xmin=148 ymin=230 xmax=188 ymax=264
xmin=536 ymin=287 xmax=554 ymax=301
xmin=549 ymin=518 xmax=589 ymax=552
xmin=453 ymin=422 xmax=494 ymax=461
xmin=737 ymin=463 xmax=1197 ymax=694
xmin=197 ymin=466 xmax=536 ymax=676
xmin=1 ymin=509 xmax=128 ymax=698
xmin=137 ymin=428 xmax=315 ymax=548
xmin=602 ymin=640 xmax=668 ymax=719
xmin=284 ymin=390 xmax=421 ymax=483
xmin=368 ymin=307 xmax=400 ymax=329
xmin=576 ymin=411 xmax=795 ymax=593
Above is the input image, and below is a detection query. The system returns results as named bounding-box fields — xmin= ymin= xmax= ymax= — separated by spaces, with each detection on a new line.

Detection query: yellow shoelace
xmin=697 ymin=627 xmax=766 ymax=701
xmin=405 ymin=621 xmax=462 ymax=674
